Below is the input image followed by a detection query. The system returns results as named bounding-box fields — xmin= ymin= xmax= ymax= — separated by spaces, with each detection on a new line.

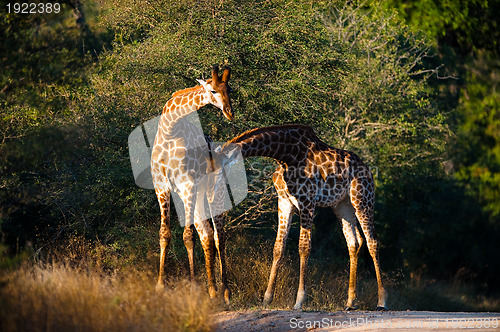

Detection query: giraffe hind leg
xmin=350 ymin=177 xmax=388 ymax=310
xmin=333 ymin=200 xmax=363 ymax=311
xmin=156 ymin=189 xmax=171 ymax=291
xmin=263 ymin=196 xmax=294 ymax=306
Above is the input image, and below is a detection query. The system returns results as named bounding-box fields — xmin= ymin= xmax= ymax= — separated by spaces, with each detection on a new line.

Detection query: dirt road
xmin=215 ymin=309 xmax=500 ymax=331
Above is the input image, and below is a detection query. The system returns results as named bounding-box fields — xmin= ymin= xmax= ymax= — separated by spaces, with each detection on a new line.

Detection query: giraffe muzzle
xmin=223 ymin=107 xmax=234 ymax=121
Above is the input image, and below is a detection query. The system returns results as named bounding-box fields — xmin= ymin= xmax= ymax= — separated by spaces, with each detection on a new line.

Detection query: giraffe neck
xmin=161 ymin=86 xmax=209 ymax=128
xmin=153 ymin=85 xmax=213 ymax=151
xmin=228 ymin=125 xmax=319 ymax=164
xmin=228 ymin=124 xmax=371 ymax=180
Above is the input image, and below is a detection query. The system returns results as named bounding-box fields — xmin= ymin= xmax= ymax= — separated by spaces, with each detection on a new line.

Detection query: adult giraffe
xmin=221 ymin=124 xmax=388 ymax=310
xmin=151 ymin=65 xmax=232 ymax=303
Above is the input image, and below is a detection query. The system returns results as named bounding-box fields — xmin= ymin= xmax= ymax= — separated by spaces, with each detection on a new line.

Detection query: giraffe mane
xmin=229 ymin=124 xmax=317 ymax=143
xmin=171 ymin=79 xmax=213 ymax=98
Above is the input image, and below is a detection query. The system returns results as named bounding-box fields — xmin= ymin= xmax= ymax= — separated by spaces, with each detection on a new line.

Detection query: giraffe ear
xmin=222 ymin=66 xmax=231 ymax=82
xmin=212 ymin=65 xmax=220 ymax=83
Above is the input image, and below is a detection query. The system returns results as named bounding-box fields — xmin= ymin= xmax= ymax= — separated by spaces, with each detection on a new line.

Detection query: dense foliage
xmin=1 ymin=0 xmax=499 ymax=309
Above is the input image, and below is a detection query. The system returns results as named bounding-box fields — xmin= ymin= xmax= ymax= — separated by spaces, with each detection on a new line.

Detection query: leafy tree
xmin=377 ymin=0 xmax=500 ymax=290
xmin=455 ymin=52 xmax=500 ymax=218
xmin=96 ymin=0 xmax=447 ymax=173
xmin=0 ymin=1 xmax=111 ymax=250
xmin=93 ymin=0 xmax=458 ymax=282
xmin=382 ymin=0 xmax=499 ymax=54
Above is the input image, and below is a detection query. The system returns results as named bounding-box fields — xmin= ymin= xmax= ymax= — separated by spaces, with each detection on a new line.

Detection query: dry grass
xmin=2 ymin=231 xmax=497 ymax=332
xmin=224 ymin=233 xmax=500 ymax=312
xmin=0 ymin=263 xmax=215 ymax=332
xmin=225 ymin=235 xmax=350 ymax=311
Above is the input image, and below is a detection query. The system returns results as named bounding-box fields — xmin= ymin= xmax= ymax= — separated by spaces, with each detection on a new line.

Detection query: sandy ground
xmin=214 ymin=309 xmax=500 ymax=331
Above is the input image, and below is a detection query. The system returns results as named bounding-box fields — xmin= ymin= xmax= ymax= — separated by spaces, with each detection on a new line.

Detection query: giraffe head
xmin=197 ymin=65 xmax=233 ymax=121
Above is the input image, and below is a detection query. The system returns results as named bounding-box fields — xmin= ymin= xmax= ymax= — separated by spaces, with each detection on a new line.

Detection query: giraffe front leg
xmin=294 ymin=222 xmax=312 ymax=310
xmin=183 ymin=224 xmax=196 ymax=280
xmin=156 ymin=189 xmax=171 ymax=291
xmin=157 ymin=222 xmax=171 ymax=291
xmin=263 ymin=196 xmax=294 ymax=306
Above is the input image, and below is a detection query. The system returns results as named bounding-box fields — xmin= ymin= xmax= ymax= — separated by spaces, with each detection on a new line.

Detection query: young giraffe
xmin=151 ymin=65 xmax=232 ymax=303
xmin=221 ymin=124 xmax=388 ymax=310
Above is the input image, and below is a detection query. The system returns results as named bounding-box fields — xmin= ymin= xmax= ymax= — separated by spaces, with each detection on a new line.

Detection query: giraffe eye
xmin=210 ymin=90 xmax=217 ymax=94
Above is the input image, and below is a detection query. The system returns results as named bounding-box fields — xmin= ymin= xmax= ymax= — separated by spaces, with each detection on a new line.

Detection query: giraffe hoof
xmin=223 ymin=288 xmax=231 ymax=305
xmin=208 ymin=287 xmax=217 ymax=299
xmin=344 ymin=305 xmax=359 ymax=311
xmin=155 ymin=282 xmax=165 ymax=292
xmin=376 ymin=306 xmax=389 ymax=311
xmin=263 ymin=293 xmax=273 ymax=307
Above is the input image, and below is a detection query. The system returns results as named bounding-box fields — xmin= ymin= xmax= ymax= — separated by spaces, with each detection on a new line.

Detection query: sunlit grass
xmin=224 ymin=233 xmax=500 ymax=312
xmin=0 ymin=262 xmax=215 ymax=332
xmin=225 ymin=233 xmax=363 ymax=311
xmin=1 ymin=230 xmax=498 ymax=332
